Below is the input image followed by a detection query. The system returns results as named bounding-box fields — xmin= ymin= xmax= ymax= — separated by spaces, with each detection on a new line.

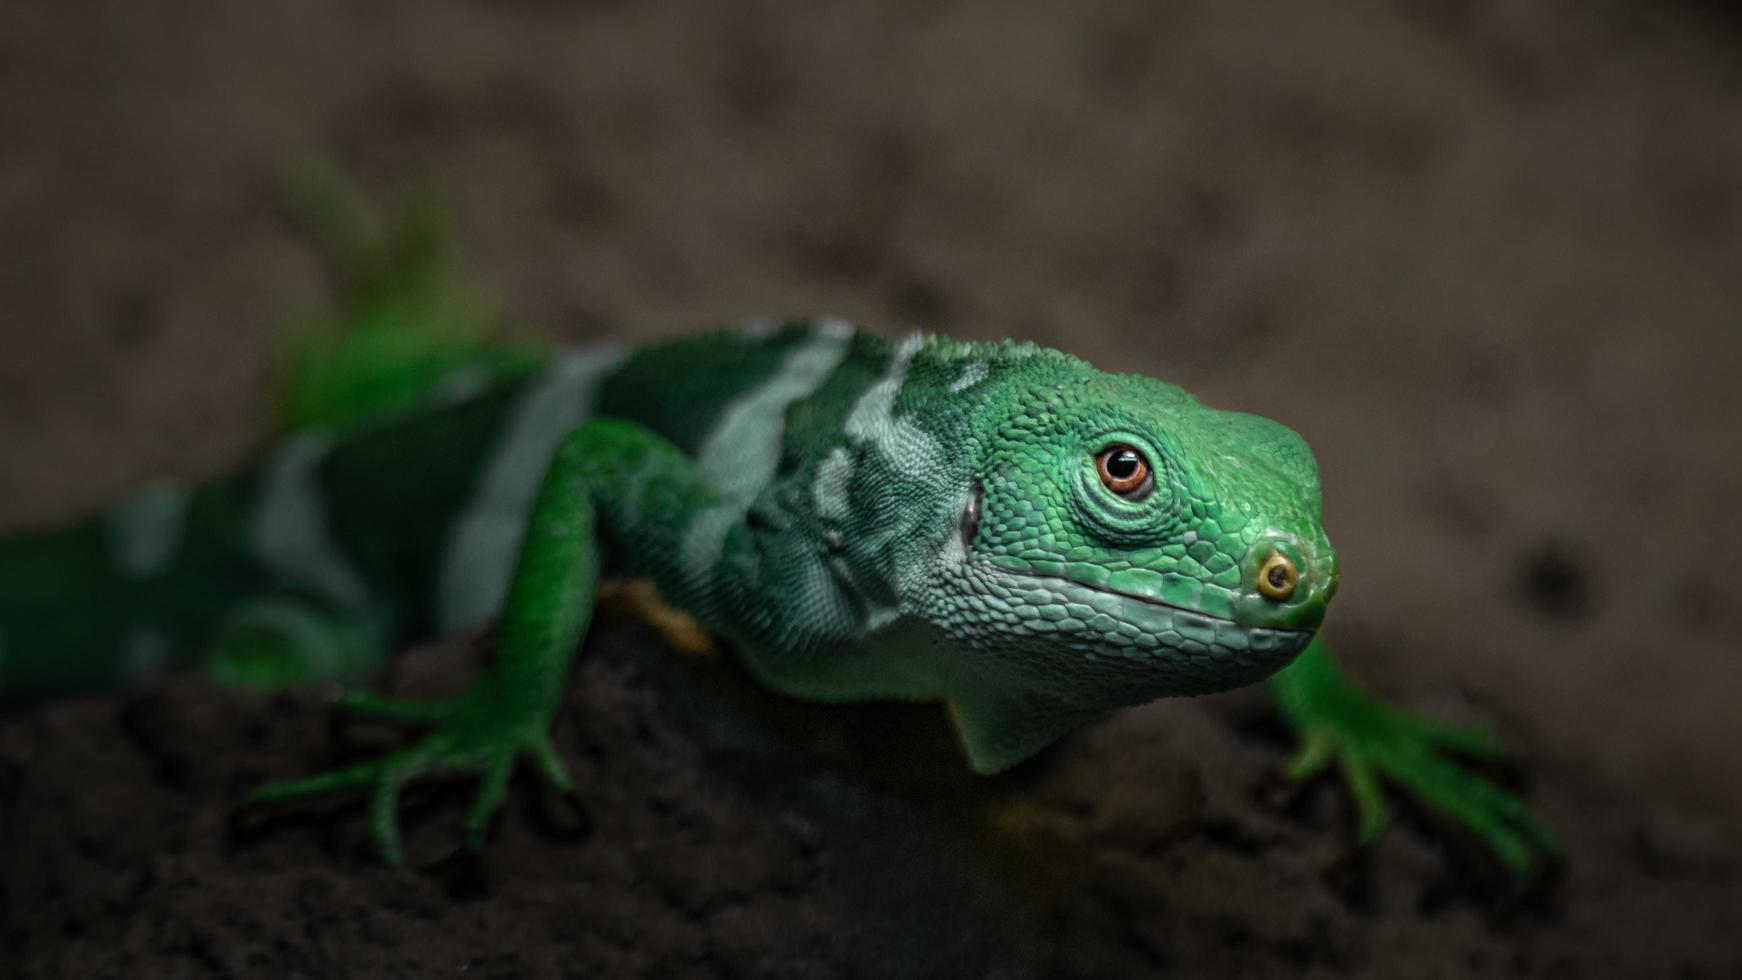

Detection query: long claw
xmin=526 ymin=735 xmax=575 ymax=794
xmin=242 ymin=758 xmax=386 ymax=808
xmin=1475 ymin=822 xmax=1536 ymax=884
xmin=1463 ymin=769 xmax=1564 ymax=864
xmin=1516 ymin=805 xmax=1565 ymax=861
xmin=369 ymin=755 xmax=425 ymax=865
xmin=463 ymin=758 xmax=515 ymax=852
xmin=339 ymin=690 xmax=451 ymax=727
xmin=367 ymin=765 xmax=407 ymax=866
xmin=1286 ymin=727 xmax=1338 ymax=781
xmin=1413 ymin=718 xmax=1508 ymax=759
xmin=1339 ymin=748 xmax=1391 ymax=843
xmin=1385 ymin=749 xmax=1562 ymax=887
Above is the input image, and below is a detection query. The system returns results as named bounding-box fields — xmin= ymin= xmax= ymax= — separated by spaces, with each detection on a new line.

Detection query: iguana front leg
xmin=1268 ymin=640 xmax=1562 ymax=885
xmin=243 ymin=418 xmax=751 ymax=864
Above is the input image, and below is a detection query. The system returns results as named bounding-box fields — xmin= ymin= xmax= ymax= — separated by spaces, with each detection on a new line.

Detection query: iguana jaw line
xmin=1009 ymin=569 xmax=1311 ymax=635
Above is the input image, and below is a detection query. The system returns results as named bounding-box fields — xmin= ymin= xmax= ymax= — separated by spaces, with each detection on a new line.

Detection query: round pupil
xmin=1267 ymin=564 xmax=1290 ymax=588
xmin=1107 ymin=451 xmax=1141 ymax=480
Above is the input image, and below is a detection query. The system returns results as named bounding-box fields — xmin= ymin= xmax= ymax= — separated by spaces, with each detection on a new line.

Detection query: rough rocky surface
xmin=2 ymin=0 xmax=1740 ymax=818
xmin=3 ymin=625 xmax=1738 ymax=978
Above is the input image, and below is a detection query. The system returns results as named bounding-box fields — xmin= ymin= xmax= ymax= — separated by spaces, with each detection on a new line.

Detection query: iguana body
xmin=1 ymin=325 xmax=1326 ymax=747
xmin=0 ymin=175 xmax=1557 ymax=880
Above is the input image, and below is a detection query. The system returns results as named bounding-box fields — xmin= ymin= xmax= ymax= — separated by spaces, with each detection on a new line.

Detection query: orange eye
xmin=1095 ymin=445 xmax=1152 ymax=499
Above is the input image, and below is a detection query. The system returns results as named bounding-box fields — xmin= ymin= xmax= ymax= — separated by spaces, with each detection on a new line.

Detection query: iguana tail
xmin=0 ymin=359 xmax=549 ymax=704
xmin=0 ymin=482 xmax=239 ymax=701
xmin=0 ymin=161 xmax=546 ymax=703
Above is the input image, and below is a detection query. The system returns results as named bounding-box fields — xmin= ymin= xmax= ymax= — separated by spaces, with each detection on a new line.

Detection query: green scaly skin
xmin=0 ymin=174 xmax=1559 ymax=884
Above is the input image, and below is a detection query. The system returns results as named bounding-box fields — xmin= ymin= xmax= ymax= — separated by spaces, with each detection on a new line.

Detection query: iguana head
xmin=936 ymin=354 xmax=1336 ymax=701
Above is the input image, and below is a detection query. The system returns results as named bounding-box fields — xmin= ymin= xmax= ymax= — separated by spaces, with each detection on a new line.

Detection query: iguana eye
xmin=1095 ymin=445 xmax=1153 ymax=500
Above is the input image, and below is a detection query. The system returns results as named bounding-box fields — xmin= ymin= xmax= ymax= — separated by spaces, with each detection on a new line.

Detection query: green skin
xmin=0 ymin=173 xmax=1557 ymax=881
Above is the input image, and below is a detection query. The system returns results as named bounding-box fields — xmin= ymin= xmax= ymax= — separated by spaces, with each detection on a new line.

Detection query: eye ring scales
xmin=1095 ymin=445 xmax=1153 ymax=500
xmin=1256 ymin=552 xmax=1299 ymax=601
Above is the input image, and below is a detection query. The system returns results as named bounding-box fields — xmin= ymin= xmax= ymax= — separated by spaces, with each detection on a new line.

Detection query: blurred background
xmin=0 ymin=0 xmax=1737 ymax=817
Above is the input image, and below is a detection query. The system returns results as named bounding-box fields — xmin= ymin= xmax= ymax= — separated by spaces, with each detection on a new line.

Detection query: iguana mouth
xmin=985 ymin=563 xmax=1316 ymax=639
xmin=1015 ymin=569 xmax=1221 ymax=618
xmin=1094 ymin=585 xmax=1301 ymax=632
xmin=1024 ymin=572 xmax=1310 ymax=634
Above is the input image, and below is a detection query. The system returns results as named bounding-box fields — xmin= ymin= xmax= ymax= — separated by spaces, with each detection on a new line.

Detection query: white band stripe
xmin=436 ymin=344 xmax=626 ymax=632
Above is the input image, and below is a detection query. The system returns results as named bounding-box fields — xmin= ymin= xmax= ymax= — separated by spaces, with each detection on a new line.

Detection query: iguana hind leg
xmin=275 ymin=158 xmax=546 ymax=434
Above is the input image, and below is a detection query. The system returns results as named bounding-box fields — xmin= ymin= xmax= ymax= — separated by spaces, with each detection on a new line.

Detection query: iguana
xmin=0 ymin=165 xmax=1558 ymax=882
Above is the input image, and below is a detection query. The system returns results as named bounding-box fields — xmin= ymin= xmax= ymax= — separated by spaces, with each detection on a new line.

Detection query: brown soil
xmin=4 ymin=626 xmax=1739 ymax=979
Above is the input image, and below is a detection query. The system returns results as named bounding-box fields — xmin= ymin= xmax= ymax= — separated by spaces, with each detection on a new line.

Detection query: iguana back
xmin=0 ymin=323 xmax=905 ymax=700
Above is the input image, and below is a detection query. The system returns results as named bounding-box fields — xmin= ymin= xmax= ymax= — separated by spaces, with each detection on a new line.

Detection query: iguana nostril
xmin=1257 ymin=553 xmax=1299 ymax=601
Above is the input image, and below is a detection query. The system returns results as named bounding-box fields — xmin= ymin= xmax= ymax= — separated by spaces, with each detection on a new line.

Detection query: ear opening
xmin=960 ymin=481 xmax=983 ymax=551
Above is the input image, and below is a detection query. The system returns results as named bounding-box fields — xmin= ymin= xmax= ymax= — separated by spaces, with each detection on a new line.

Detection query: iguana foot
xmin=241 ymin=677 xmax=573 ymax=865
xmin=204 ymin=597 xmax=384 ymax=690
xmin=1272 ymin=641 xmax=1562 ymax=887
